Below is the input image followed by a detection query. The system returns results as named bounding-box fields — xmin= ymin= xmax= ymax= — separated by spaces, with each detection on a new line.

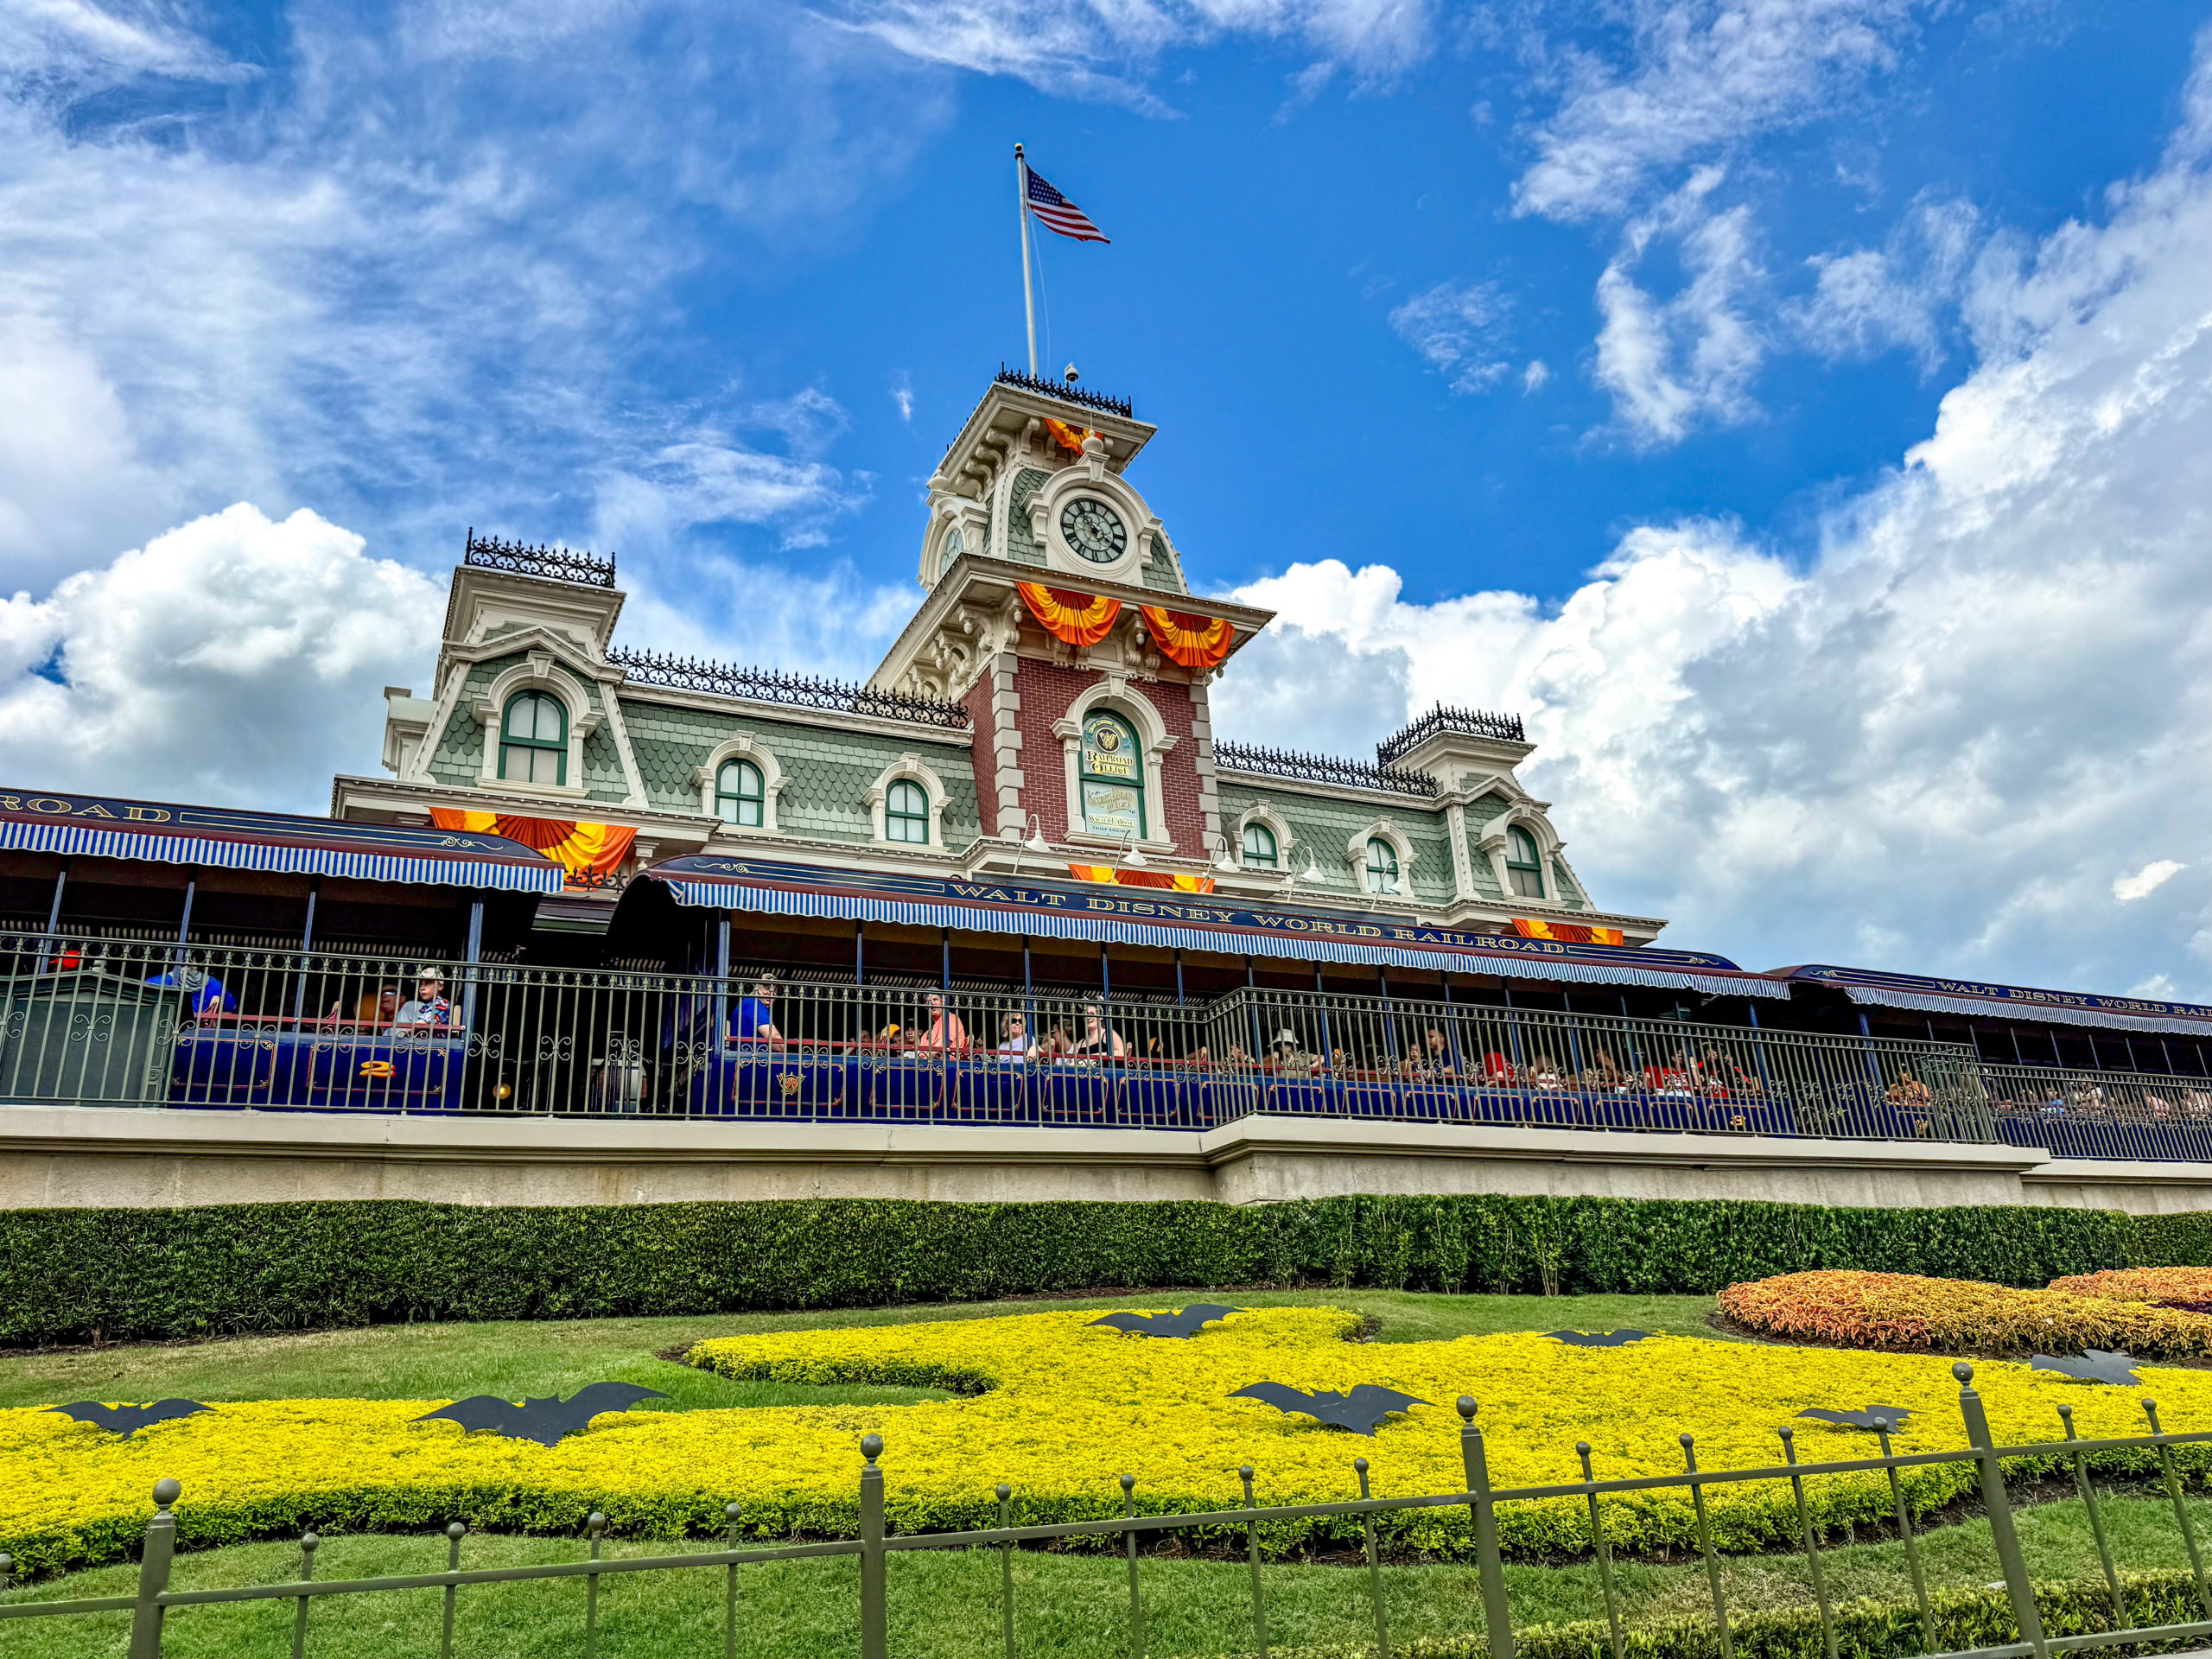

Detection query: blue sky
xmin=7 ymin=0 xmax=2212 ymax=995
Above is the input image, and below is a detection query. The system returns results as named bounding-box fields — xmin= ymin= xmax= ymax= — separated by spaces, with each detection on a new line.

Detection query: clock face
xmin=1059 ymin=498 xmax=1128 ymax=563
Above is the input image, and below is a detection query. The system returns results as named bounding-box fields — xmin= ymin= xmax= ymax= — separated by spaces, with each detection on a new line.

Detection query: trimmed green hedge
xmin=1271 ymin=1569 xmax=2209 ymax=1659
xmin=0 ymin=1192 xmax=2166 ymax=1347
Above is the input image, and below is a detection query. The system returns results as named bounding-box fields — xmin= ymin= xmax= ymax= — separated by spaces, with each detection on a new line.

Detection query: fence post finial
xmin=859 ymin=1435 xmax=888 ymax=1659
xmin=127 ymin=1480 xmax=181 ymax=1659
xmin=1457 ymin=1397 xmax=1515 ymax=1659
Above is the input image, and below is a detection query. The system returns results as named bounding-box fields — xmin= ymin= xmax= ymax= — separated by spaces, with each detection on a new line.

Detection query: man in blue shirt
xmin=144 ymin=957 xmax=234 ymax=1016
xmin=730 ymin=976 xmax=782 ymax=1044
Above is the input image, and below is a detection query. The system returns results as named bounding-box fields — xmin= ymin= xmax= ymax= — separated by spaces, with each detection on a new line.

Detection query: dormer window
xmin=887 ymin=779 xmax=931 ymax=844
xmin=1241 ymin=823 xmax=1278 ymax=869
xmin=716 ymin=760 xmax=765 ymax=827
xmin=1506 ymin=826 xmax=1544 ymax=898
xmin=1363 ymin=838 xmax=1399 ymax=893
xmin=499 ymin=691 xmax=567 ymax=785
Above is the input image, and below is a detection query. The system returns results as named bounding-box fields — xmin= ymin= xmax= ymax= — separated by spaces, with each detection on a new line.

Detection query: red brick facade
xmin=1006 ymin=658 xmax=1207 ymax=852
xmin=961 ymin=674 xmax=998 ymax=833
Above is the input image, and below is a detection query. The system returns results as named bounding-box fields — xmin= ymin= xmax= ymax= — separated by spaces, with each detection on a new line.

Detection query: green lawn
xmin=3 ymin=1490 xmax=2201 ymax=1658
xmin=0 ymin=1289 xmax=1728 ymax=1413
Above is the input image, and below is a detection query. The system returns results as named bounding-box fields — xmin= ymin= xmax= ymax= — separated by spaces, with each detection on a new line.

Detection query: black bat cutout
xmin=46 ymin=1399 xmax=213 ymax=1439
xmin=2032 ymin=1350 xmax=2143 ymax=1386
xmin=1796 ymin=1405 xmax=1916 ymax=1431
xmin=1546 ymin=1330 xmax=1653 ymax=1347
xmin=411 ymin=1382 xmax=670 ymax=1447
xmin=1088 ymin=1305 xmax=1243 ymax=1339
xmin=1230 ymin=1382 xmax=1431 ymax=1435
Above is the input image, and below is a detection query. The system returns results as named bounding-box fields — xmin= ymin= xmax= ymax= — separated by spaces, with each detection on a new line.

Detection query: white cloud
xmin=0 ymin=505 xmax=444 ymax=809
xmin=1216 ymin=36 xmax=2212 ymax=995
xmin=891 ymin=374 xmax=915 ymax=422
xmin=1389 ymin=280 xmax=1512 ymax=394
xmin=830 ymin=0 xmax=1431 ymax=99
xmin=1514 ymin=0 xmax=1924 ymax=223
xmin=2117 ymin=861 xmax=2187 ymax=903
xmin=1522 ymin=359 xmax=1551 ymax=393
xmin=1790 ymin=196 xmax=1980 ymax=367
xmin=0 ymin=0 xmax=940 ymax=594
xmin=1592 ymin=170 xmax=1766 ymax=444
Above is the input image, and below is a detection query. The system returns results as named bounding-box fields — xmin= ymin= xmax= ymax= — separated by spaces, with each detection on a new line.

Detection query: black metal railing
xmin=0 ymin=931 xmax=1993 ymax=1141
xmin=461 ymin=531 xmax=616 ymax=588
xmin=993 ymin=365 xmax=1133 ymax=418
xmin=1377 ymin=703 xmax=1527 ymax=764
xmin=605 ymin=647 xmax=971 ymax=731
xmin=9 ymin=1368 xmax=2208 ymax=1659
xmin=1214 ymin=741 xmax=1438 ymax=798
xmin=1986 ymin=1061 xmax=2212 ymax=1163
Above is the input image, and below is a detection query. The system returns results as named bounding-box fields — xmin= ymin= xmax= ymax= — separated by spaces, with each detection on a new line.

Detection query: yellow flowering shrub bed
xmin=10 ymin=1306 xmax=2210 ymax=1579
xmin=2050 ymin=1268 xmax=2212 ymax=1313
xmin=1718 ymin=1271 xmax=2212 ymax=1356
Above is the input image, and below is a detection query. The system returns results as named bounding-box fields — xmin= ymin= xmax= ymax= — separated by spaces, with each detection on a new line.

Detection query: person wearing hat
xmin=1272 ymin=1028 xmax=1319 ymax=1077
xmin=393 ymin=966 xmax=453 ymax=1034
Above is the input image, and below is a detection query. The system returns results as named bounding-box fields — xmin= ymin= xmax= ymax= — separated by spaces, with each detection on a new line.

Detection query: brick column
xmin=1188 ymin=676 xmax=1224 ymax=857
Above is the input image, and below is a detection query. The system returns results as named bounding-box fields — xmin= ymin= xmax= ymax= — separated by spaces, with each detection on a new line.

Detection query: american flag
xmin=1025 ymin=167 xmax=1109 ymax=244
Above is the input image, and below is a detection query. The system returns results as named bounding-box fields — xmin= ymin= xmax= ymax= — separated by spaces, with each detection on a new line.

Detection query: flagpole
xmin=1014 ymin=142 xmax=1037 ymax=377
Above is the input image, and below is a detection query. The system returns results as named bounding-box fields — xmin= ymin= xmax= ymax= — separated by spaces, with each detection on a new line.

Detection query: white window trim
xmin=473 ymin=651 xmax=600 ymax=799
xmin=867 ymin=753 xmax=950 ymax=849
xmin=1052 ymin=675 xmax=1179 ymax=854
xmin=695 ymin=734 xmax=789 ymax=836
xmin=1478 ymin=806 xmax=1564 ymax=907
xmin=1232 ymin=803 xmax=1296 ymax=873
xmin=1346 ymin=817 xmax=1417 ymax=897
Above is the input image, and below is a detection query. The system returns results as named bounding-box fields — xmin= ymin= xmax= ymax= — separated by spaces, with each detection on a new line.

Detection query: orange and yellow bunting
xmin=1067 ymin=865 xmax=1217 ymax=893
xmin=1138 ymin=606 xmax=1234 ymax=671
xmin=1041 ymin=416 xmax=1096 ymax=456
xmin=1512 ymin=918 xmax=1624 ymax=947
xmin=1016 ymin=582 xmax=1122 ymax=648
xmin=431 ymin=810 xmax=637 ymax=884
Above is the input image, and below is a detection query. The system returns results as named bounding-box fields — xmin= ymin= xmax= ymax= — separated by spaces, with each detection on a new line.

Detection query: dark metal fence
xmin=1202 ymin=987 xmax=1994 ymax=1142
xmin=1214 ymin=741 xmax=1438 ymax=798
xmin=605 ymin=647 xmax=971 ymax=732
xmin=6 ymin=1367 xmax=2209 ymax=1659
xmin=1986 ymin=1062 xmax=2212 ymax=1163
xmin=0 ymin=931 xmax=2006 ymax=1145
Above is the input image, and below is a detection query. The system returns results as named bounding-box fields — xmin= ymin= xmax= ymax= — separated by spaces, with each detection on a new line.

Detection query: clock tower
xmin=870 ymin=371 xmax=1274 ymax=869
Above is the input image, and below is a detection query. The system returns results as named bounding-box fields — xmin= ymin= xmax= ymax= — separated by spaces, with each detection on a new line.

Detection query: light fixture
xmin=1025 ymin=814 xmax=1051 ymax=856
xmin=1120 ymin=829 xmax=1148 ymax=868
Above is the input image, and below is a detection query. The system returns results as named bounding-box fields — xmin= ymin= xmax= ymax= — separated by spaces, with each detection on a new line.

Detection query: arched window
xmin=1241 ymin=823 xmax=1278 ymax=869
xmin=499 ymin=691 xmax=567 ymax=785
xmin=1506 ymin=825 xmax=1545 ymax=898
xmin=716 ymin=759 xmax=765 ymax=827
xmin=1077 ymin=710 xmax=1145 ymax=838
xmin=886 ymin=779 xmax=931 ymax=843
xmin=1363 ymin=837 xmax=1399 ymax=893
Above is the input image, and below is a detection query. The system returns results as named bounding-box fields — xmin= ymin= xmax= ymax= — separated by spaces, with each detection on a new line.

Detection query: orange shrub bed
xmin=2049 ymin=1268 xmax=2212 ymax=1313
xmin=1719 ymin=1270 xmax=2212 ymax=1357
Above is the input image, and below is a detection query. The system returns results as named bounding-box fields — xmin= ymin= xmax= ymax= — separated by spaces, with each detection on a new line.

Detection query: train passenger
xmin=730 ymin=976 xmax=782 ymax=1044
xmin=143 ymin=956 xmax=234 ymax=1016
xmin=392 ymin=967 xmax=453 ymax=1034
xmin=912 ymin=991 xmax=969 ymax=1053
xmin=1065 ymin=1003 xmax=1125 ymax=1060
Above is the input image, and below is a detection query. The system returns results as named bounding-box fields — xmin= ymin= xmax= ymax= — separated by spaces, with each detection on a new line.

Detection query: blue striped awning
xmin=0 ymin=787 xmax=566 ymax=893
xmin=1780 ymin=964 xmax=2212 ymax=1039
xmin=649 ymin=856 xmax=1788 ymax=999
